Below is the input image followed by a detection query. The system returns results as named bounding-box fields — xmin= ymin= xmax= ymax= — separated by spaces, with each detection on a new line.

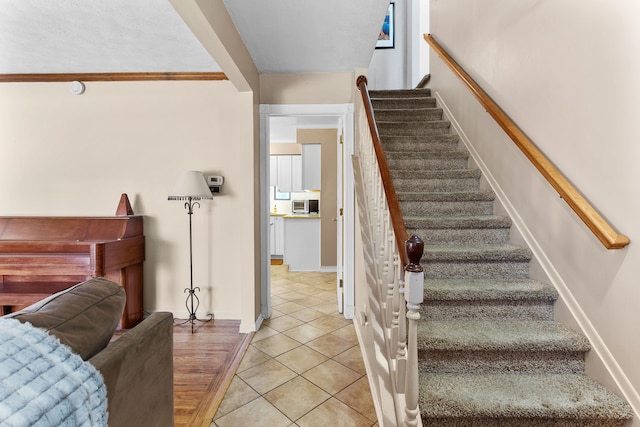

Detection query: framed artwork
xmin=274 ymin=186 xmax=290 ymax=200
xmin=376 ymin=3 xmax=395 ymax=49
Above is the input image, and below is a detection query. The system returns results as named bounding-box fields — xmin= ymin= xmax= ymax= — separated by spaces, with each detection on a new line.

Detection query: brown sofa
xmin=3 ymin=277 xmax=174 ymax=427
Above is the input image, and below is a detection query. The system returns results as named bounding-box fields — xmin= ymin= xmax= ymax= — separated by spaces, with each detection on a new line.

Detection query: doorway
xmin=259 ymin=104 xmax=355 ymax=325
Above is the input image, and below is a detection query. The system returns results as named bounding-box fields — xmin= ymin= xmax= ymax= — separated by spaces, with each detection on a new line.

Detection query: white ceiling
xmin=0 ymin=0 xmax=389 ymax=75
xmin=0 ymin=0 xmax=220 ymax=74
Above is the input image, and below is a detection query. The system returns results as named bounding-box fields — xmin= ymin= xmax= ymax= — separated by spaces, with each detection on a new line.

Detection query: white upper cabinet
xmin=271 ymin=144 xmax=320 ymax=192
xmin=302 ymin=144 xmax=321 ymax=191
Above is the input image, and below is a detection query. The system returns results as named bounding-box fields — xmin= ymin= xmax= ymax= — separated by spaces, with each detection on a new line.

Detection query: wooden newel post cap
xmin=405 ymin=235 xmax=424 ymax=273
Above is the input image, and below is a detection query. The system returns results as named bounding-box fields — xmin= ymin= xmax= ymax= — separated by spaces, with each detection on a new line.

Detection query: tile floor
xmin=211 ymin=265 xmax=378 ymax=427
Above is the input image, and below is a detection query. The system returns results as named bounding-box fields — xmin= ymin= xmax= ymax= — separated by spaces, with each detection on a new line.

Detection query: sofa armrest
xmin=89 ymin=312 xmax=174 ymax=427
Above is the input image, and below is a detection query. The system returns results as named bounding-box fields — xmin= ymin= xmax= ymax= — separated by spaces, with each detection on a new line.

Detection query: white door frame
xmin=259 ymin=103 xmax=355 ymax=322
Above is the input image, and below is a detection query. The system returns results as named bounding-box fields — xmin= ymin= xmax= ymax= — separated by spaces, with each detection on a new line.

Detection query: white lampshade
xmin=168 ymin=170 xmax=213 ymax=200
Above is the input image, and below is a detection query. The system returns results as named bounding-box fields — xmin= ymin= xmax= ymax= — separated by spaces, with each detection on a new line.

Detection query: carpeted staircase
xmin=370 ymin=88 xmax=634 ymax=426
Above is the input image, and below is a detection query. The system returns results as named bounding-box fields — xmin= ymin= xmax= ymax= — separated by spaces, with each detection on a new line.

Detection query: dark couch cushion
xmin=5 ymin=277 xmax=126 ymax=360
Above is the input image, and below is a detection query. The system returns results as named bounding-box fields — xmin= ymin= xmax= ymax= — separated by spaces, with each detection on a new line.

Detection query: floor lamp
xmin=168 ymin=170 xmax=214 ymax=332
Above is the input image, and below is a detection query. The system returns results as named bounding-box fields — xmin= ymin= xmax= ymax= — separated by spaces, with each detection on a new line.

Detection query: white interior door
xmin=336 ymin=124 xmax=344 ymax=313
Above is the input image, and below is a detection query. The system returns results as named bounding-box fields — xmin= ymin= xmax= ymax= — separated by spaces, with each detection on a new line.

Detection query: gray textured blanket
xmin=0 ymin=318 xmax=108 ymax=426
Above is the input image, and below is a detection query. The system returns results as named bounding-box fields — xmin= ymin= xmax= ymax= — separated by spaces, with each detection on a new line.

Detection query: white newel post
xmin=404 ymin=235 xmax=424 ymax=427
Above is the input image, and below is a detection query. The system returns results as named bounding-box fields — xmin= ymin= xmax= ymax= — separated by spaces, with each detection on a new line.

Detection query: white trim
xmin=319 ymin=266 xmax=338 ymax=273
xmin=436 ymin=90 xmax=640 ymax=418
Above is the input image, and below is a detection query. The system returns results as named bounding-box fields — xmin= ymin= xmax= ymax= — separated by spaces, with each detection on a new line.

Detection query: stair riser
xmin=408 ymin=228 xmax=510 ymax=245
xmin=378 ymin=122 xmax=450 ymax=136
xmin=389 ymin=158 xmax=468 ymax=170
xmin=400 ymin=201 xmax=494 ymax=217
xmin=423 ymin=261 xmax=530 ymax=280
xmin=421 ymin=301 xmax=554 ymax=321
xmin=372 ymin=98 xmax=436 ymax=108
xmin=394 ymin=178 xmax=480 ymax=192
xmin=418 ymin=350 xmax=585 ymax=374
xmin=375 ymin=109 xmax=443 ymax=121
xmin=421 ymin=418 xmax=629 ymax=427
xmin=381 ymin=134 xmax=459 ymax=144
xmin=383 ymin=141 xmax=459 ymax=152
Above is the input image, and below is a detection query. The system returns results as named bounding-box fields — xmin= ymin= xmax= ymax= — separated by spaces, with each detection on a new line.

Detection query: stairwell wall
xmin=430 ymin=0 xmax=640 ymax=421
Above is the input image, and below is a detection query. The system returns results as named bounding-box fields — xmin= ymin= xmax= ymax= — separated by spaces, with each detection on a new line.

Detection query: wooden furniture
xmin=0 ymin=197 xmax=145 ymax=328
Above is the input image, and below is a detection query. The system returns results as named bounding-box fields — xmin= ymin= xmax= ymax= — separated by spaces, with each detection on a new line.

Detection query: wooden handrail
xmin=0 ymin=72 xmax=228 ymax=83
xmin=424 ymin=34 xmax=630 ymax=249
xmin=356 ymin=75 xmax=410 ymax=265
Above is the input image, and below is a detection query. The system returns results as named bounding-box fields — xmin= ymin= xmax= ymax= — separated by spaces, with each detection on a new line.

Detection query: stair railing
xmin=355 ymin=75 xmax=425 ymax=426
xmin=424 ymin=34 xmax=629 ymax=250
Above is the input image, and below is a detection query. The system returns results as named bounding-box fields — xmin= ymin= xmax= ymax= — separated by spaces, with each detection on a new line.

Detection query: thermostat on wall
xmin=207 ymin=176 xmax=224 ymax=186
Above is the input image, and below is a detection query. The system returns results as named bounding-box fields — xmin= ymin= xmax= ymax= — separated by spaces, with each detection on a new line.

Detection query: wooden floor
xmin=173 ymin=319 xmax=252 ymax=427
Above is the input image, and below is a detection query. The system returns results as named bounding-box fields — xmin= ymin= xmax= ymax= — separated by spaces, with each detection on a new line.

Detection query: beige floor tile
xmin=264 ymin=315 xmax=304 ymax=332
xmin=237 ymin=345 xmax=271 ymax=373
xmin=332 ymin=324 xmax=359 ymax=344
xmin=288 ymin=307 xmax=325 ymax=322
xmin=282 ymin=323 xmax=327 ymax=344
xmin=251 ymin=333 xmax=301 ymax=357
xmin=214 ymin=376 xmax=259 ymax=418
xmin=278 ymin=290 xmax=308 ymax=301
xmin=275 ymin=346 xmax=328 ymax=374
xmin=264 ymin=376 xmax=331 ymax=421
xmin=292 ymin=295 xmax=326 ymax=308
xmin=333 ymin=345 xmax=367 ymax=375
xmin=302 ymin=359 xmax=362 ymax=395
xmin=269 ymin=308 xmax=286 ymax=319
xmin=306 ymin=333 xmax=354 ymax=358
xmin=237 ymin=358 xmax=297 ymax=395
xmin=335 ymin=377 xmax=377 ymax=422
xmin=252 ymin=325 xmax=280 ymax=342
xmin=308 ymin=314 xmax=351 ymax=332
xmin=214 ymin=397 xmax=292 ymax=427
xmin=314 ymin=301 xmax=340 ymax=314
xmin=273 ymin=301 xmax=306 ymax=314
xmin=296 ymin=397 xmax=374 ymax=427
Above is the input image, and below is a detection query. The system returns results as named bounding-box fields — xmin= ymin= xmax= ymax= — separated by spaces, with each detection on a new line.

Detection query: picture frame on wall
xmin=376 ymin=3 xmax=395 ymax=49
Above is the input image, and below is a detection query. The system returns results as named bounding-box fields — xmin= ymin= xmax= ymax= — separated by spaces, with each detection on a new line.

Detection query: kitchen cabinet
xmin=302 ymin=144 xmax=321 ymax=191
xmin=274 ymin=155 xmax=302 ymax=193
xmin=283 ymin=216 xmax=320 ymax=271
xmin=269 ymin=215 xmax=284 ymax=256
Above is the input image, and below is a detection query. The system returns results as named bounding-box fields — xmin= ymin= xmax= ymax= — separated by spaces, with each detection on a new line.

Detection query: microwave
xmin=292 ymin=199 xmax=319 ymax=214
xmin=292 ymin=199 xmax=308 ymax=214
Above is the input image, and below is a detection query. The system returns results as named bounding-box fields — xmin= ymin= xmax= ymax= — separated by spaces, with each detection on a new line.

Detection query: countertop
xmin=271 ymin=213 xmax=320 ymax=219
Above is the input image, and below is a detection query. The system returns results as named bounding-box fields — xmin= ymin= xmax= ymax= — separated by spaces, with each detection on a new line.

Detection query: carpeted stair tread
xmin=391 ymin=168 xmax=480 ymax=180
xmin=424 ymin=278 xmax=559 ymax=301
xmin=371 ymin=97 xmax=436 ymax=109
xmin=405 ymin=215 xmax=512 ymax=230
xmin=423 ymin=244 xmax=532 ymax=262
xmin=377 ymin=120 xmax=451 ymax=136
xmin=374 ymin=108 xmax=443 ymax=122
xmin=397 ymin=190 xmax=495 ymax=202
xmin=386 ymin=150 xmax=468 ymax=159
xmin=370 ymin=88 xmax=432 ymax=98
xmin=418 ymin=373 xmax=634 ymax=422
xmin=417 ymin=320 xmax=590 ymax=352
xmin=381 ymin=133 xmax=460 ymax=145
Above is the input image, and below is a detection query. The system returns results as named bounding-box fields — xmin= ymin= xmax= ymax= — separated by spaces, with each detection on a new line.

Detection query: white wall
xmin=430 ymin=0 xmax=640 ymax=419
xmin=0 ymin=80 xmax=256 ymax=328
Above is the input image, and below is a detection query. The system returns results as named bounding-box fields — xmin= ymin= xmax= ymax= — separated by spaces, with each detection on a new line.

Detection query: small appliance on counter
xmin=292 ymin=199 xmax=308 ymax=214
xmin=291 ymin=199 xmax=320 ymax=214
xmin=308 ymin=199 xmax=319 ymax=214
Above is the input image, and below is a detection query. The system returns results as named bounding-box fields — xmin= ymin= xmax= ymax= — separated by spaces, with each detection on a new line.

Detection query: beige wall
xmin=297 ymin=128 xmax=338 ymax=268
xmin=0 ymin=80 xmax=255 ymax=326
xmin=260 ymin=72 xmax=355 ymax=104
xmin=431 ymin=0 xmax=640 ymax=419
